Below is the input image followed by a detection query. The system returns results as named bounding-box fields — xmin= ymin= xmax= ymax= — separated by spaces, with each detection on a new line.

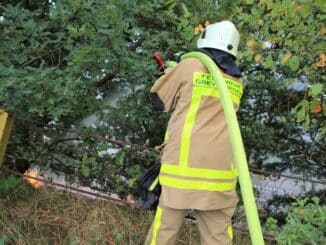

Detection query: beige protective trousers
xmin=145 ymin=204 xmax=235 ymax=245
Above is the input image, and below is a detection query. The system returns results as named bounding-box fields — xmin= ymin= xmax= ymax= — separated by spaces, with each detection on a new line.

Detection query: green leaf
xmin=295 ymin=99 xmax=309 ymax=123
xmin=264 ymin=55 xmax=274 ymax=69
xmin=289 ymin=56 xmax=300 ymax=71
xmin=309 ymin=84 xmax=323 ymax=97
xmin=183 ymin=26 xmax=194 ymax=41
xmin=251 ymin=8 xmax=262 ymax=18
xmin=181 ymin=3 xmax=191 ymax=17
xmin=81 ymin=165 xmax=90 ymax=177
xmin=116 ymin=151 xmax=125 ymax=166
xmin=281 ymin=52 xmax=291 ymax=64
xmin=309 ymin=97 xmax=319 ymax=111
xmin=245 ymin=0 xmax=254 ymax=4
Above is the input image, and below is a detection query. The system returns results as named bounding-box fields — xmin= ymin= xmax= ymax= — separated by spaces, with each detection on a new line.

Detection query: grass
xmin=0 ymin=179 xmax=265 ymax=245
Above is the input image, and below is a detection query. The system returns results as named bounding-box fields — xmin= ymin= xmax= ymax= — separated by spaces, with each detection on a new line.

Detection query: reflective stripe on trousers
xmin=150 ymin=206 xmax=163 ymax=245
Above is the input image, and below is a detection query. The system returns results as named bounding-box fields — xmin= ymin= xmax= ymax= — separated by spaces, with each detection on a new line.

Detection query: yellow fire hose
xmin=182 ymin=52 xmax=264 ymax=245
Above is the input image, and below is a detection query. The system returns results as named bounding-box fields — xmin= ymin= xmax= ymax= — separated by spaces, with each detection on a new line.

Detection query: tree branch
xmin=20 ymin=48 xmax=60 ymax=68
xmin=94 ymin=72 xmax=117 ymax=88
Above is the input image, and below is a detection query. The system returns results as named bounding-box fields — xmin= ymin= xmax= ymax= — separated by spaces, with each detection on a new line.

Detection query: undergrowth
xmin=0 ymin=176 xmax=259 ymax=245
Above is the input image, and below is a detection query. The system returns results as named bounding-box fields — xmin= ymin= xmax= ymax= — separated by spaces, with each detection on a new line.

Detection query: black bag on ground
xmin=136 ymin=162 xmax=161 ymax=210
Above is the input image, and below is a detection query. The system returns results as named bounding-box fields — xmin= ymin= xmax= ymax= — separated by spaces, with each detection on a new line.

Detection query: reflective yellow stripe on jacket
xmin=161 ymin=163 xmax=237 ymax=179
xmin=160 ymin=72 xmax=242 ymax=192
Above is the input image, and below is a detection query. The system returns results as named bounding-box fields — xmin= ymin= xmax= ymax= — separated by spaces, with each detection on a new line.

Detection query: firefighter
xmin=146 ymin=20 xmax=243 ymax=245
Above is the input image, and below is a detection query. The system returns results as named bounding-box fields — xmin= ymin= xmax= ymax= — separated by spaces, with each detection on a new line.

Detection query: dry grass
xmin=0 ymin=185 xmax=259 ymax=245
xmin=1 ymin=186 xmax=152 ymax=244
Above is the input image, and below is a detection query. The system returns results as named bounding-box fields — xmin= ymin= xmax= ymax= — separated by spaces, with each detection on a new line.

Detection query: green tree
xmin=235 ymin=0 xmax=325 ymax=177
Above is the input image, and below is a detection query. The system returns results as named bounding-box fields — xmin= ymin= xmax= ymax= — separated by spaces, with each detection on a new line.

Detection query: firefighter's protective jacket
xmin=150 ymin=57 xmax=243 ymax=210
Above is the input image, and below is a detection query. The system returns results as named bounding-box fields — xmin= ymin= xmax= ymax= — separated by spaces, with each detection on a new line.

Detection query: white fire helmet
xmin=197 ymin=20 xmax=240 ymax=58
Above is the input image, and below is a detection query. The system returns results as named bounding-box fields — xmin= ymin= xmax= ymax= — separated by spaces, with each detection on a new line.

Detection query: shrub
xmin=267 ymin=197 xmax=326 ymax=244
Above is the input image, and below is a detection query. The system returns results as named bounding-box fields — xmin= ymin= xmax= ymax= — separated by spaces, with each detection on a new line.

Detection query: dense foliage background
xmin=0 ymin=0 xmax=325 ymax=201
